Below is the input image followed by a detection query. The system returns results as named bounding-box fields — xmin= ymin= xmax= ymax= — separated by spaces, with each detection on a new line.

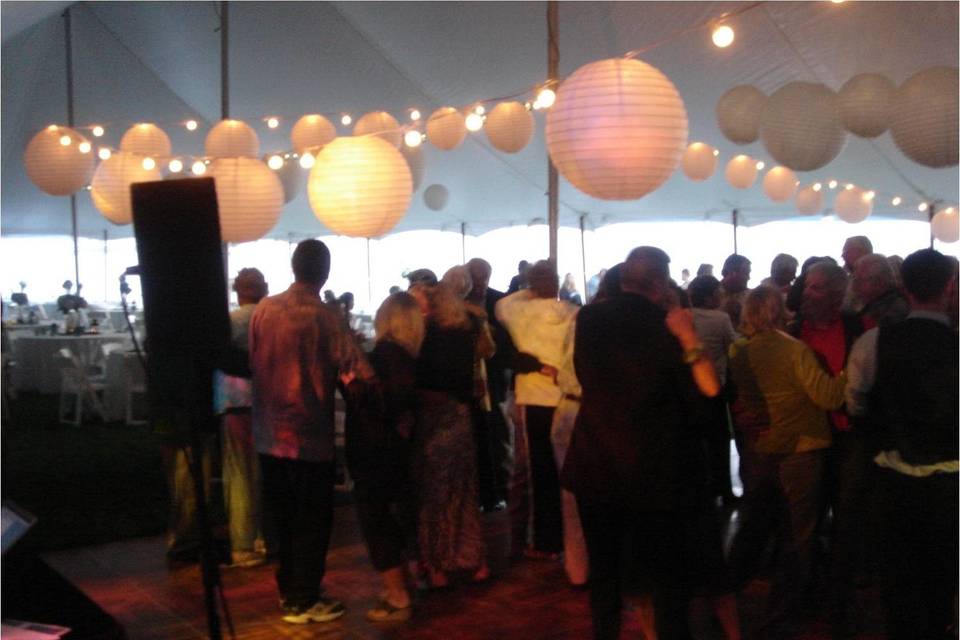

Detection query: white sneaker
xmin=282 ymin=596 xmax=346 ymax=624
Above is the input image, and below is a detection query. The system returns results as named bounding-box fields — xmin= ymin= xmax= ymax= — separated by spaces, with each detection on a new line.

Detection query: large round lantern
xmin=795 ymin=184 xmax=824 ymax=215
xmin=205 ymin=119 xmax=259 ymax=158
xmin=307 ymin=136 xmax=413 ymax=238
xmin=23 ymin=125 xmax=95 ymax=195
xmin=545 ymin=57 xmax=688 ymax=200
xmin=889 ymin=67 xmax=959 ymax=168
xmin=724 ymin=154 xmax=758 ymax=189
xmin=401 ymin=143 xmax=425 ymax=191
xmin=90 ymin=152 xmax=162 ymax=224
xmin=485 ymin=101 xmax=534 ymax=153
xmin=932 ymin=207 xmax=959 ymax=243
xmin=759 ymin=82 xmax=846 ymax=171
xmin=834 ymin=186 xmax=873 ymax=223
xmin=264 ymin=154 xmax=303 ymax=204
xmin=838 ymin=73 xmax=895 ymax=138
xmin=424 ymin=184 xmax=449 ymax=211
xmin=681 ymin=142 xmax=718 ymax=181
xmin=291 ymin=114 xmax=337 ymax=155
xmin=354 ymin=111 xmax=402 ymax=148
xmin=120 ymin=123 xmax=172 ymax=158
xmin=426 ymin=107 xmax=466 ymax=151
xmin=209 ymin=158 xmax=283 ymax=242
xmin=762 ymin=166 xmax=798 ymax=202
xmin=716 ymin=85 xmax=767 ymax=144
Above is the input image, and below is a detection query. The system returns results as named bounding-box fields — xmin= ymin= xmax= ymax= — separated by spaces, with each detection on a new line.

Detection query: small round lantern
xmin=681 ymin=142 xmax=718 ymax=181
xmin=716 ymin=85 xmax=767 ymax=144
xmin=762 ymin=166 xmax=798 ymax=202
xmin=205 ymin=119 xmax=259 ymax=158
xmin=209 ymin=158 xmax=283 ymax=242
xmin=426 ymin=107 xmax=467 ymax=151
xmin=838 ymin=73 xmax=895 ymax=138
xmin=401 ymin=143 xmax=425 ymax=191
xmin=759 ymin=82 xmax=846 ymax=171
xmin=932 ymin=207 xmax=959 ymax=243
xmin=307 ymin=136 xmax=413 ymax=238
xmin=724 ymin=154 xmax=758 ymax=189
xmin=889 ymin=67 xmax=959 ymax=168
xmin=424 ymin=184 xmax=449 ymax=211
xmin=90 ymin=151 xmax=162 ymax=224
xmin=795 ymin=184 xmax=824 ymax=215
xmin=545 ymin=57 xmax=688 ymax=200
xmin=834 ymin=186 xmax=873 ymax=223
xmin=484 ymin=101 xmax=534 ymax=153
xmin=291 ymin=114 xmax=337 ymax=155
xmin=120 ymin=123 xmax=172 ymax=158
xmin=23 ymin=125 xmax=95 ymax=196
xmin=264 ymin=154 xmax=303 ymax=204
xmin=354 ymin=111 xmax=402 ymax=148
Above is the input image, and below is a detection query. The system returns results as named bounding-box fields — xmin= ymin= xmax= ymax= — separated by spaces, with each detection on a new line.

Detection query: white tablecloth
xmin=12 ymin=334 xmax=130 ymax=394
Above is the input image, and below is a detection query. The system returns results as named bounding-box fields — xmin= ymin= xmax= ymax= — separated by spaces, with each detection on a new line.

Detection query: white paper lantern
xmin=291 ymin=114 xmax=337 ymax=155
xmin=834 ymin=186 xmax=873 ymax=223
xmin=400 ymin=143 xmax=425 ymax=191
xmin=120 ymin=123 xmax=172 ymax=158
xmin=209 ymin=158 xmax=283 ymax=242
xmin=545 ymin=58 xmax=688 ymax=200
xmin=264 ymin=154 xmax=303 ymax=204
xmin=795 ymin=184 xmax=824 ymax=215
xmin=484 ymin=101 xmax=534 ymax=153
xmin=426 ymin=107 xmax=466 ymax=151
xmin=90 ymin=152 xmax=162 ymax=224
xmin=681 ymin=142 xmax=718 ymax=181
xmin=759 ymin=82 xmax=846 ymax=171
xmin=724 ymin=154 xmax=758 ymax=189
xmin=889 ymin=67 xmax=959 ymax=168
xmin=307 ymin=136 xmax=413 ymax=238
xmin=424 ymin=184 xmax=449 ymax=211
xmin=23 ymin=125 xmax=95 ymax=195
xmin=932 ymin=207 xmax=959 ymax=243
xmin=838 ymin=73 xmax=895 ymax=138
xmin=205 ymin=119 xmax=259 ymax=158
xmin=762 ymin=166 xmax=798 ymax=202
xmin=354 ymin=111 xmax=402 ymax=148
xmin=716 ymin=85 xmax=767 ymax=144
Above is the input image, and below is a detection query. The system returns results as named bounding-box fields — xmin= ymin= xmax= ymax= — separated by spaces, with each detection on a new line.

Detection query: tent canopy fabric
xmin=2 ymin=1 xmax=957 ymax=240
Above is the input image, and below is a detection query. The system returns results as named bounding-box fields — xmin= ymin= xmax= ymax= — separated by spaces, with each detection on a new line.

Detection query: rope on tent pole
xmin=547 ymin=0 xmax=559 ymax=264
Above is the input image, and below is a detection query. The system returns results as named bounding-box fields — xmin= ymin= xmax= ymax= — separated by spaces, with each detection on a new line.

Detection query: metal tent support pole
xmin=579 ymin=214 xmax=587 ymax=298
xmin=547 ymin=0 xmax=559 ymax=263
xmin=461 ymin=222 xmax=467 ymax=263
xmin=929 ymin=202 xmax=936 ymax=249
xmin=63 ymin=8 xmax=80 ymax=289
xmin=366 ymin=237 xmax=373 ymax=306
xmin=103 ymin=229 xmax=108 ymax=301
xmin=732 ymin=208 xmax=739 ymax=255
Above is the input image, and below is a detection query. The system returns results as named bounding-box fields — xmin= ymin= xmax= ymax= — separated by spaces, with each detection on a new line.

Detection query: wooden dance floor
xmin=44 ymin=505 xmax=885 ymax=639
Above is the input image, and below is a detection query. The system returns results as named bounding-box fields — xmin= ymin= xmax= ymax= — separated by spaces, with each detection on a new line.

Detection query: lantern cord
xmin=623 ymin=1 xmax=767 ymax=59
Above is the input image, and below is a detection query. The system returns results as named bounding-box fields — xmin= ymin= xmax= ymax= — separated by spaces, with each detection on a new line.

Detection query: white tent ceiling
xmin=2 ymin=1 xmax=957 ymax=240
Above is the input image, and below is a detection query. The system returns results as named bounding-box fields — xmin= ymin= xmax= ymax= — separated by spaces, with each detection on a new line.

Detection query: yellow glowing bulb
xmin=465 ymin=112 xmax=485 ymax=132
xmin=267 ymin=155 xmax=284 ymax=170
xmin=404 ymin=130 xmax=423 ymax=148
xmin=474 ymin=105 xmax=486 ymax=115
xmin=828 ymin=180 xmax=838 ymax=189
xmin=845 ymin=183 xmax=854 ymax=190
xmin=712 ymin=149 xmax=720 ymax=157
xmin=712 ymin=25 xmax=735 ymax=48
xmin=78 ymin=141 xmax=91 ymax=154
xmin=98 ymin=148 xmax=111 ymax=160
xmin=267 ymin=117 xmax=280 ymax=129
xmin=59 ymin=135 xmax=71 ymax=146
xmin=813 ymin=183 xmax=822 ymax=192
xmin=536 ymin=87 xmax=557 ymax=109
xmin=531 ymin=99 xmax=542 ymax=111
xmin=142 ymin=157 xmax=156 ymax=171
xmin=755 ymin=161 xmax=765 ymax=170
xmin=191 ymin=160 xmax=207 ymax=175
xmin=169 ymin=159 xmax=183 ymax=173
xmin=299 ymin=153 xmax=315 ymax=169
xmin=185 ymin=120 xmax=198 ymax=131
xmin=865 ymin=190 xmax=875 ymax=200
xmin=91 ymin=126 xmax=104 ymax=137
xmin=341 ymin=114 xmax=352 ymax=126
xmin=410 ymin=109 xmax=421 ymax=122
xmin=47 ymin=124 xmax=58 ymax=131
xmin=919 ymin=203 xmax=928 ymax=212
xmin=891 ymin=196 xmax=902 ymax=206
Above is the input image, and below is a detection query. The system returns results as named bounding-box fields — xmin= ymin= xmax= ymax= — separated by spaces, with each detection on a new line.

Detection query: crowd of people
xmin=176 ymin=234 xmax=956 ymax=638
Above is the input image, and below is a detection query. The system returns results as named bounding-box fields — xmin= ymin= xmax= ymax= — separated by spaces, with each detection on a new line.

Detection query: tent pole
xmin=929 ymin=202 xmax=936 ymax=249
xmin=461 ymin=222 xmax=467 ymax=263
xmin=220 ymin=1 xmax=229 ymax=120
xmin=547 ymin=0 xmax=559 ymax=263
xmin=732 ymin=208 xmax=739 ymax=255
xmin=63 ymin=8 xmax=80 ymax=289
xmin=103 ymin=229 xmax=108 ymax=302
xmin=579 ymin=214 xmax=587 ymax=297
xmin=366 ymin=237 xmax=373 ymax=307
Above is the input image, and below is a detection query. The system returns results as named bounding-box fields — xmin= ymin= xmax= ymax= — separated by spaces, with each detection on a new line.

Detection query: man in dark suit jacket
xmin=562 ymin=246 xmax=718 ymax=640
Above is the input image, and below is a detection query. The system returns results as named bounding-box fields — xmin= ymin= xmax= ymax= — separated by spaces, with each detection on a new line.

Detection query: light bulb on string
xmin=191 ymin=160 xmax=206 ymax=175
xmin=712 ymin=149 xmax=720 ymax=157
xmin=474 ymin=105 xmax=486 ymax=115
xmin=267 ymin=155 xmax=284 ymax=170
xmin=299 ymin=152 xmax=315 ymax=169
xmin=865 ymin=190 xmax=875 ymax=200
xmin=78 ymin=141 xmax=91 ymax=154
xmin=169 ymin=159 xmax=183 ymax=173
xmin=340 ymin=114 xmax=352 ymax=126
xmin=465 ymin=112 xmax=484 ymax=132
xmin=828 ymin=180 xmax=838 ymax=189
xmin=404 ymin=130 xmax=423 ymax=148
xmin=266 ymin=117 xmax=280 ymax=129
xmin=142 ymin=157 xmax=156 ymax=171
xmin=845 ymin=183 xmax=855 ymax=190
xmin=919 ymin=203 xmax=928 ymax=212
xmin=91 ymin=126 xmax=104 ymax=137
xmin=891 ymin=196 xmax=902 ymax=206
xmin=755 ymin=161 xmax=765 ymax=170
xmin=536 ymin=87 xmax=557 ymax=109
xmin=410 ymin=109 xmax=421 ymax=121
xmin=813 ymin=183 xmax=822 ymax=192
xmin=185 ymin=120 xmax=198 ymax=131
xmin=712 ymin=25 xmax=735 ymax=48
xmin=59 ymin=135 xmax=71 ymax=146
xmin=98 ymin=148 xmax=111 ymax=160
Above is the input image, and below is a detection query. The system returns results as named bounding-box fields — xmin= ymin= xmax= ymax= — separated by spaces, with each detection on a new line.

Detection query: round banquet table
xmin=12 ymin=334 xmax=130 ymax=394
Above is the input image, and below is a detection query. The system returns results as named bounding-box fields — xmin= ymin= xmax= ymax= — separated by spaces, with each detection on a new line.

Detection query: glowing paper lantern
xmin=889 ymin=67 xmax=959 ymax=168
xmin=400 ymin=143 xmax=425 ymax=191
xmin=263 ymin=154 xmax=303 ymax=204
xmin=424 ymin=184 xmax=449 ymax=211
xmin=209 ymin=158 xmax=283 ymax=242
xmin=307 ymin=136 xmax=412 ymax=238
xmin=724 ymin=154 xmax=758 ymax=189
xmin=120 ymin=123 xmax=172 ymax=157
xmin=354 ymin=111 xmax=402 ymax=148
xmin=795 ymin=184 xmax=824 ymax=215
xmin=834 ymin=186 xmax=873 ymax=223
xmin=759 ymin=82 xmax=846 ymax=171
xmin=426 ymin=107 xmax=467 ymax=150
xmin=545 ymin=58 xmax=688 ymax=200
xmin=90 ymin=152 xmax=162 ymax=224
xmin=716 ymin=85 xmax=767 ymax=144
xmin=23 ymin=125 xmax=95 ymax=195
xmin=681 ymin=142 xmax=718 ymax=181
xmin=291 ymin=114 xmax=337 ymax=155
xmin=838 ymin=73 xmax=895 ymax=138
xmin=484 ymin=101 xmax=534 ymax=153
xmin=205 ymin=119 xmax=259 ymax=158
xmin=762 ymin=166 xmax=798 ymax=202
xmin=932 ymin=207 xmax=959 ymax=243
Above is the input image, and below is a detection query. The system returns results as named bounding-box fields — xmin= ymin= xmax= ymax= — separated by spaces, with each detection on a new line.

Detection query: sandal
xmin=366 ymin=599 xmax=412 ymax=622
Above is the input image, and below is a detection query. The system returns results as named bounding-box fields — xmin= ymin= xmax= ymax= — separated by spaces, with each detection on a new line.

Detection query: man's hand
xmin=665 ymin=307 xmax=699 ymax=350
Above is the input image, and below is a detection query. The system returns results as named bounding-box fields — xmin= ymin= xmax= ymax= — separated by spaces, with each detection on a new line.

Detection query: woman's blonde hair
xmin=375 ymin=292 xmax=425 ymax=357
xmin=740 ymin=285 xmax=786 ymax=336
xmin=426 ymin=280 xmax=470 ymax=330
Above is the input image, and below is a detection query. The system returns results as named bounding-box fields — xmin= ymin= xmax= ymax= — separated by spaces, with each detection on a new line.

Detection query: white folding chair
xmin=57 ymin=348 xmax=106 ymax=426
xmin=123 ymin=353 xmax=148 ymax=426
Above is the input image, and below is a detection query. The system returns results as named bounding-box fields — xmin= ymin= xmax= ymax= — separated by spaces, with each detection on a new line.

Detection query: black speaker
xmin=131 ymin=178 xmax=230 ymax=358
